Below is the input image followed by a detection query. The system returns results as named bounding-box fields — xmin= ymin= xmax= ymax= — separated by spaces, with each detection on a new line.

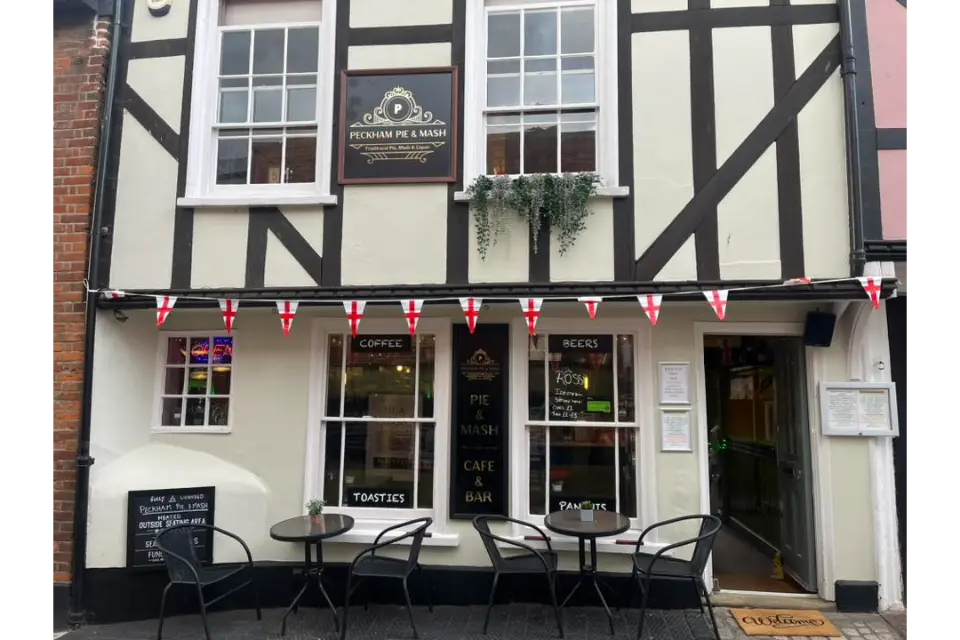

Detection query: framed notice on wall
xmin=658 ymin=362 xmax=690 ymax=405
xmin=660 ymin=409 xmax=693 ymax=452
xmin=338 ymin=67 xmax=458 ymax=184
xmin=818 ymin=382 xmax=899 ymax=437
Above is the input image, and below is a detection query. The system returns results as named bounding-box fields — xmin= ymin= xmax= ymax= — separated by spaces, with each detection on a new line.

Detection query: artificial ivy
xmin=465 ymin=172 xmax=600 ymax=260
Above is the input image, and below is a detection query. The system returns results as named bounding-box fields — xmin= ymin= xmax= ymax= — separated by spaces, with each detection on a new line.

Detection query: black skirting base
xmin=84 ymin=563 xmax=700 ymax=625
xmin=834 ymin=579 xmax=879 ymax=613
xmin=54 ymin=582 xmax=71 ymax=631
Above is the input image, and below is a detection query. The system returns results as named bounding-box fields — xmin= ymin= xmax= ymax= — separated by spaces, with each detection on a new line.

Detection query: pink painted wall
xmin=879 ymin=151 xmax=906 ymax=240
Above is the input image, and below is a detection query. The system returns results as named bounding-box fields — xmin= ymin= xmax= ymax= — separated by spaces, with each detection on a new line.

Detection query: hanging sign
xmin=338 ymin=67 xmax=458 ymax=184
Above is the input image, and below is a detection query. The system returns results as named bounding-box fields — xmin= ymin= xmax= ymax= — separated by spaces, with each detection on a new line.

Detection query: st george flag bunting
xmin=784 ymin=277 xmax=812 ymax=285
xmin=219 ymin=299 xmax=239 ymax=333
xmin=343 ymin=300 xmax=366 ymax=337
xmin=638 ymin=294 xmax=663 ymax=326
xmin=277 ymin=300 xmax=299 ymax=336
xmin=519 ymin=298 xmax=544 ymax=335
xmin=704 ymin=290 xmax=729 ymax=320
xmin=400 ymin=299 xmax=425 ymax=336
xmin=156 ymin=296 xmax=177 ymax=327
xmin=578 ymin=296 xmax=602 ymax=320
xmin=459 ymin=297 xmax=482 ymax=333
xmin=104 ymin=290 xmax=125 ymax=300
xmin=858 ymin=276 xmax=882 ymax=310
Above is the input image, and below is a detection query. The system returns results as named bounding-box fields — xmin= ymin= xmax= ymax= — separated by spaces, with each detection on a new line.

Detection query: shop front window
xmin=527 ymin=334 xmax=638 ymax=517
xmin=322 ymin=333 xmax=435 ymax=510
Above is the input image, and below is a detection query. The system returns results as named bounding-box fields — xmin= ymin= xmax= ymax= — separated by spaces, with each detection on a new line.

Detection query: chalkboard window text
xmin=156 ymin=336 xmax=234 ymax=432
xmin=321 ymin=333 xmax=436 ymax=511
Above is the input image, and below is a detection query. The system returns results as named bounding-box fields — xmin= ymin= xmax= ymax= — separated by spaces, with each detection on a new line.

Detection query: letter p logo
xmin=393 ymin=103 xmax=403 ymax=116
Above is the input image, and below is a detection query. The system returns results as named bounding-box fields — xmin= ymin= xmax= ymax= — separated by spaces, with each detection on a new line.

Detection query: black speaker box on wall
xmin=804 ymin=311 xmax=836 ymax=347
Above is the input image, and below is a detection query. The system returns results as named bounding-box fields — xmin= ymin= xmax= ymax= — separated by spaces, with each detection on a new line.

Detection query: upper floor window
xmin=155 ymin=335 xmax=235 ymax=433
xmin=183 ymin=0 xmax=337 ymax=207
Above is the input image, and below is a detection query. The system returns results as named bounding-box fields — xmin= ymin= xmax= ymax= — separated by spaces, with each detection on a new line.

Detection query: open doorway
xmin=703 ymin=335 xmax=817 ymax=594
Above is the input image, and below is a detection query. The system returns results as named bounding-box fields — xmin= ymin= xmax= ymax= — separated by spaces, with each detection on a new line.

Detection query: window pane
xmin=529 ymin=426 xmax=547 ymax=514
xmin=217 ymin=137 xmax=248 ymax=185
xmin=523 ymin=117 xmax=558 ymax=174
xmin=618 ymin=428 xmax=638 ymax=517
xmin=211 ymin=337 xmax=234 ymax=364
xmin=617 ymin=336 xmax=636 ymax=422
xmin=486 ymin=60 xmax=520 ymax=108
xmin=561 ymin=7 xmax=594 ymax=54
xmin=187 ymin=368 xmax=208 ymax=395
xmin=323 ymin=423 xmax=343 ymax=505
xmin=528 ymin=335 xmax=546 ymax=420
xmin=487 ymin=12 xmax=520 ymax=58
xmin=161 ymin=398 xmax=183 ymax=426
xmin=252 ymin=29 xmax=284 ymax=74
xmin=219 ymin=88 xmax=248 ymax=123
xmin=184 ymin=398 xmax=207 ymax=426
xmin=561 ymin=57 xmax=595 ymax=105
xmin=220 ymin=30 xmax=251 ymax=75
xmin=285 ymin=136 xmax=317 ymax=184
xmin=418 ymin=335 xmax=435 ymax=418
xmin=547 ymin=426 xmax=617 ymax=512
xmin=524 ymin=58 xmax=557 ymax=106
xmin=547 ymin=334 xmax=615 ymax=423
xmin=166 ymin=337 xmax=186 ymax=365
xmin=326 ymin=334 xmax=344 ymax=417
xmin=560 ymin=119 xmax=596 ymax=172
xmin=209 ymin=398 xmax=230 ymax=426
xmin=250 ymin=137 xmax=283 ymax=184
xmin=164 ymin=367 xmax=185 ymax=395
xmin=418 ymin=424 xmax=435 ymax=508
xmin=486 ymin=127 xmax=520 ymax=175
xmin=342 ymin=422 xmax=415 ymax=509
xmin=343 ymin=335 xmax=417 ymax=418
xmin=210 ymin=367 xmax=231 ymax=395
xmin=286 ymin=86 xmax=316 ymax=121
xmin=524 ymin=9 xmax=557 ymax=56
xmin=286 ymin=27 xmax=319 ymax=73
xmin=253 ymin=88 xmax=282 ymax=122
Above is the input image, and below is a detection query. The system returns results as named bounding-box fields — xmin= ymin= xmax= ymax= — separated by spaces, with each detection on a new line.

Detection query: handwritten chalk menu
xmin=818 ymin=382 xmax=899 ymax=437
xmin=548 ymin=335 xmax=613 ymax=421
xmin=126 ymin=486 xmax=215 ymax=569
xmin=450 ymin=324 xmax=510 ymax=518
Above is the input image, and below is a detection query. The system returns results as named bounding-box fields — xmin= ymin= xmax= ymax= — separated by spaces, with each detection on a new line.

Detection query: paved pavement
xmin=55 ymin=604 xmax=903 ymax=640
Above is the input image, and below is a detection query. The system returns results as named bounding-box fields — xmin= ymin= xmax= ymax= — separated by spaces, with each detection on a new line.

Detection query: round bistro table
xmin=543 ymin=509 xmax=631 ymax=635
xmin=270 ymin=514 xmax=355 ymax=636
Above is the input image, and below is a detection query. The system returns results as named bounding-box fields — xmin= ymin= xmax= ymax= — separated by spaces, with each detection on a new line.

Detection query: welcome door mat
xmin=730 ymin=608 xmax=842 ymax=637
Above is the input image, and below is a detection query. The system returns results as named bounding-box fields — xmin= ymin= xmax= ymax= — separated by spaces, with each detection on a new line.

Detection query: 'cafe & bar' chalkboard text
xmin=450 ymin=324 xmax=510 ymax=518
xmin=338 ymin=67 xmax=458 ymax=185
xmin=126 ymin=486 xmax=216 ymax=569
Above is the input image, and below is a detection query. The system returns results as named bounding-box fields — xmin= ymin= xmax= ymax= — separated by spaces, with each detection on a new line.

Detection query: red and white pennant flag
xmin=704 ymin=290 xmax=729 ymax=320
xmin=156 ymin=296 xmax=177 ymax=327
xmin=277 ymin=300 xmax=298 ymax=337
xmin=784 ymin=277 xmax=812 ymax=285
xmin=459 ymin=297 xmax=482 ymax=333
xmin=219 ymin=299 xmax=239 ymax=333
xmin=638 ymin=294 xmax=662 ymax=326
xmin=858 ymin=276 xmax=882 ymax=310
xmin=343 ymin=300 xmax=366 ymax=337
xmin=400 ymin=299 xmax=424 ymax=336
xmin=104 ymin=290 xmax=125 ymax=300
xmin=519 ymin=298 xmax=544 ymax=335
xmin=578 ymin=296 xmax=602 ymax=320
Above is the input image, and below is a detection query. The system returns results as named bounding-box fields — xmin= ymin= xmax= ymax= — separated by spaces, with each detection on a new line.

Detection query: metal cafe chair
xmin=340 ymin=517 xmax=434 ymax=640
xmin=472 ymin=515 xmax=564 ymax=639
xmin=154 ymin=524 xmax=261 ymax=640
xmin=629 ymin=514 xmax=722 ymax=640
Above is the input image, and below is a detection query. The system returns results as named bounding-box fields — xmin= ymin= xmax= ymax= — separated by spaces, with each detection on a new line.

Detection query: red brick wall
xmin=53 ymin=10 xmax=111 ymax=584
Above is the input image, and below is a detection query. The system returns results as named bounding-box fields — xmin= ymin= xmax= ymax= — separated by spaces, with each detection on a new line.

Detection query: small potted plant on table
xmin=580 ymin=501 xmax=595 ymax=522
xmin=306 ymin=498 xmax=325 ymax=525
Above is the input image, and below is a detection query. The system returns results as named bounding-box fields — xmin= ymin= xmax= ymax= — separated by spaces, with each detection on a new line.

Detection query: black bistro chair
xmin=629 ymin=514 xmax=722 ymax=640
xmin=472 ymin=516 xmax=564 ymax=638
xmin=155 ymin=524 xmax=261 ymax=640
xmin=341 ymin=517 xmax=433 ymax=640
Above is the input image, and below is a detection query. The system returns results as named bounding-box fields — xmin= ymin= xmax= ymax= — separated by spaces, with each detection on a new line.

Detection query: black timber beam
xmin=632 ymin=4 xmax=838 ymax=32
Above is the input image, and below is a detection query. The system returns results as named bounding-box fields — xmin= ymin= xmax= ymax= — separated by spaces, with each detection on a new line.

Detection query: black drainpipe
xmin=838 ymin=0 xmax=866 ymax=277
xmin=68 ymin=0 xmax=124 ymax=625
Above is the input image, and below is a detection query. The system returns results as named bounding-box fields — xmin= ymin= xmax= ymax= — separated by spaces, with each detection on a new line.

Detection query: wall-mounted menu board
xmin=818 ymin=382 xmax=899 ymax=437
xmin=126 ymin=486 xmax=215 ymax=569
xmin=548 ymin=335 xmax=613 ymax=421
xmin=450 ymin=324 xmax=510 ymax=518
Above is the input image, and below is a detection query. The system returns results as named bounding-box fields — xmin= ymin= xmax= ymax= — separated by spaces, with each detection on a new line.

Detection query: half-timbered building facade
xmin=72 ymin=0 xmax=905 ymax=623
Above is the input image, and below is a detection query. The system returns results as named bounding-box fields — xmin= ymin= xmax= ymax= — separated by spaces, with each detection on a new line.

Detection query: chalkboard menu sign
xmin=126 ymin=486 xmax=215 ymax=569
xmin=548 ymin=335 xmax=614 ymax=422
xmin=338 ymin=67 xmax=458 ymax=184
xmin=450 ymin=324 xmax=510 ymax=518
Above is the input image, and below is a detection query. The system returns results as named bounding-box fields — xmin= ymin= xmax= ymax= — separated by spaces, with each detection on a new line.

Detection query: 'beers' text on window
xmin=526 ymin=334 xmax=637 ymax=517
xmin=322 ymin=334 xmax=435 ymax=510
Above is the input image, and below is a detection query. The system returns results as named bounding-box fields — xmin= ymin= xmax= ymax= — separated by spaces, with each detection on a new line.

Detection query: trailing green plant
xmin=465 ymin=172 xmax=600 ymax=259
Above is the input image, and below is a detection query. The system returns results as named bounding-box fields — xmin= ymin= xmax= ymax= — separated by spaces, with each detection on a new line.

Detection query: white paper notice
xmin=858 ymin=390 xmax=890 ymax=430
xmin=825 ymin=389 xmax=858 ymax=431
xmin=659 ymin=363 xmax=690 ymax=404
xmin=661 ymin=411 xmax=692 ymax=452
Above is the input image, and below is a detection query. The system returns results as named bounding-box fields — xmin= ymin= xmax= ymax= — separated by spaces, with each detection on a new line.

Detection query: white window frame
xmin=152 ymin=331 xmax=238 ymax=434
xmin=508 ymin=317 xmax=658 ymax=550
xmin=462 ymin=0 xmax=620 ymax=188
xmin=180 ymin=0 xmax=339 ymax=208
xmin=304 ymin=317 xmax=455 ymax=536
